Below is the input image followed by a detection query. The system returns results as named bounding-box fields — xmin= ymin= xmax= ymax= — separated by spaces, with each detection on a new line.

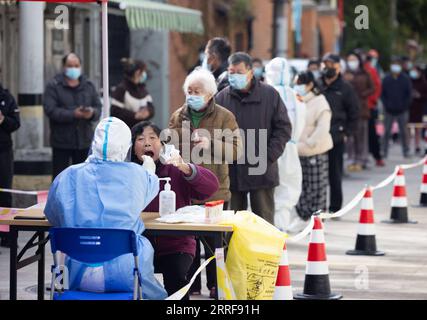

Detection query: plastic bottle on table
xmin=159 ymin=178 xmax=176 ymax=216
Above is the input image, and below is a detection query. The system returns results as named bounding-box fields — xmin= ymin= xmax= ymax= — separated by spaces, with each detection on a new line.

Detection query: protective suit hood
xmin=265 ymin=57 xmax=292 ymax=87
xmin=90 ymin=117 xmax=132 ymax=162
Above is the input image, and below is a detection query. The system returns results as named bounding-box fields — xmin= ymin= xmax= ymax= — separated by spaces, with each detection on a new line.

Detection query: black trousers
xmin=187 ymin=202 xmax=229 ymax=293
xmin=188 ymin=202 xmax=228 ymax=291
xmin=0 ymin=147 xmax=13 ymax=208
xmin=188 ymin=239 xmax=216 ymax=292
xmin=52 ymin=148 xmax=89 ymax=180
xmin=328 ymin=140 xmax=345 ymax=213
xmin=369 ymin=110 xmax=383 ymax=161
xmin=155 ymin=253 xmax=193 ymax=300
xmin=0 ymin=147 xmax=13 ymax=243
xmin=230 ymin=188 xmax=275 ymax=224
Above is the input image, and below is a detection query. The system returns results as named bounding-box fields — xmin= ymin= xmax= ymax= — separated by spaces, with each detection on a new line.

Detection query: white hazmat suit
xmin=265 ymin=58 xmax=306 ymax=231
xmin=44 ymin=117 xmax=167 ymax=299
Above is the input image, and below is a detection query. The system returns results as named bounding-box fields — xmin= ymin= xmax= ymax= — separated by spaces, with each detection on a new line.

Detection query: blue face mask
xmin=229 ymin=73 xmax=249 ymax=90
xmin=186 ymin=95 xmax=206 ymax=111
xmin=139 ymin=71 xmax=148 ymax=84
xmin=65 ymin=67 xmax=81 ymax=80
xmin=253 ymin=67 xmax=263 ymax=79
xmin=294 ymin=84 xmax=308 ymax=97
xmin=391 ymin=64 xmax=402 ymax=74
xmin=370 ymin=58 xmax=378 ymax=68
xmin=410 ymin=70 xmax=420 ymax=80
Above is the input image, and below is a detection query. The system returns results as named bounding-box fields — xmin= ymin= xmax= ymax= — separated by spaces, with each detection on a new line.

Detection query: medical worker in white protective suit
xmin=44 ymin=117 xmax=167 ymax=299
xmin=265 ymin=58 xmax=306 ymax=232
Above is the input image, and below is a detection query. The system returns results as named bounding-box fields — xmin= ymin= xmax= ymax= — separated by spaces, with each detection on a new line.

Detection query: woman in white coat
xmin=265 ymin=58 xmax=306 ymax=232
xmin=291 ymin=71 xmax=334 ymax=232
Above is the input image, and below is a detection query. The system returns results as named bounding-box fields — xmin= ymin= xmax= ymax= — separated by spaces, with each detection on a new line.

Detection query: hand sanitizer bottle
xmin=159 ymin=178 xmax=176 ymax=216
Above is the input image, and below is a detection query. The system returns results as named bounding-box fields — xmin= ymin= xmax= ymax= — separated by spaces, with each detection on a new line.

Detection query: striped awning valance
xmin=110 ymin=0 xmax=204 ymax=34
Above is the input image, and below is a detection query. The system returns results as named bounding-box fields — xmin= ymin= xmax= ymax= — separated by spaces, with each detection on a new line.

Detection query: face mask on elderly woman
xmin=186 ymin=95 xmax=206 ymax=111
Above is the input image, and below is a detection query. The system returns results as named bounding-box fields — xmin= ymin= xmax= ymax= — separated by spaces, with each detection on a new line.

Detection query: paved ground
xmin=1 ymin=143 xmax=426 ymax=300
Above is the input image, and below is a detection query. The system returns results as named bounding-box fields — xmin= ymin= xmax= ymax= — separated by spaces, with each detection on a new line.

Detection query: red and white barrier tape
xmin=288 ymin=156 xmax=427 ymax=243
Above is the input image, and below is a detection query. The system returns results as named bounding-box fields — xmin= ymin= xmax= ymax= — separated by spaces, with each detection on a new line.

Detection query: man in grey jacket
xmin=44 ymin=53 xmax=102 ymax=179
xmin=216 ymin=52 xmax=292 ymax=223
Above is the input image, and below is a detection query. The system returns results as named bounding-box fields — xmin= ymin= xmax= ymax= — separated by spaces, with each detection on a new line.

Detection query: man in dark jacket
xmin=0 ymin=83 xmax=20 ymax=246
xmin=203 ymin=37 xmax=231 ymax=92
xmin=320 ymin=53 xmax=360 ymax=213
xmin=43 ymin=53 xmax=102 ymax=179
xmin=216 ymin=52 xmax=292 ymax=224
xmin=381 ymin=57 xmax=412 ymax=158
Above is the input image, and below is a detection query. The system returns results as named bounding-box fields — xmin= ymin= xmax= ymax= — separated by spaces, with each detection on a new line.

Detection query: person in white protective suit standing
xmin=265 ymin=58 xmax=306 ymax=232
xmin=44 ymin=117 xmax=167 ymax=299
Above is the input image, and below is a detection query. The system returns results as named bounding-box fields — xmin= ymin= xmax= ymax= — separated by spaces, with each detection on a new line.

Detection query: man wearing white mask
xmin=44 ymin=52 xmax=102 ymax=180
xmin=202 ymin=37 xmax=231 ymax=92
xmin=44 ymin=117 xmax=167 ymax=299
xmin=307 ymin=58 xmax=322 ymax=81
xmin=216 ymin=52 xmax=292 ymax=224
xmin=265 ymin=57 xmax=306 ymax=232
xmin=381 ymin=57 xmax=413 ymax=158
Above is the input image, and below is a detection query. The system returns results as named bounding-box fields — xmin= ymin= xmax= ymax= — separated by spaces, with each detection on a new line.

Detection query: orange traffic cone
xmin=294 ymin=216 xmax=342 ymax=300
xmin=346 ymin=187 xmax=385 ymax=256
xmin=383 ymin=167 xmax=417 ymax=224
xmin=419 ymin=158 xmax=427 ymax=207
xmin=273 ymin=242 xmax=293 ymax=300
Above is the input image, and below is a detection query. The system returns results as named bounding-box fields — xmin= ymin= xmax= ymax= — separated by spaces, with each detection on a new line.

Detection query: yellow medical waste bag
xmin=223 ymin=211 xmax=287 ymax=300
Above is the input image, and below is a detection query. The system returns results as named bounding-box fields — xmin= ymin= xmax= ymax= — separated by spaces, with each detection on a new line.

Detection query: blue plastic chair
xmin=49 ymin=227 xmax=143 ymax=300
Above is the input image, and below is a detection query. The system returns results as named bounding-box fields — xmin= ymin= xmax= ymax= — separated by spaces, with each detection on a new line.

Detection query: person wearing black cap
xmin=320 ymin=53 xmax=360 ymax=213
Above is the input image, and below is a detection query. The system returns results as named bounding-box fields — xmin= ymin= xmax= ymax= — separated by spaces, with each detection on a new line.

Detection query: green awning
xmin=0 ymin=0 xmax=16 ymax=5
xmin=110 ymin=0 xmax=204 ymax=34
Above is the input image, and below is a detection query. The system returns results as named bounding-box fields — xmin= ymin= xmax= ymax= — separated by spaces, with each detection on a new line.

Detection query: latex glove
xmin=142 ymin=155 xmax=156 ymax=175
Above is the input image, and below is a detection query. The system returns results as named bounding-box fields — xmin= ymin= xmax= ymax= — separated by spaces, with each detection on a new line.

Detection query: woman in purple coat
xmin=131 ymin=121 xmax=219 ymax=299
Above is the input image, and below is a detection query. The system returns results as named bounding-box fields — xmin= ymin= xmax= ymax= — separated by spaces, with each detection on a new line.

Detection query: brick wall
xmin=250 ymin=0 xmax=274 ymax=60
xmin=301 ymin=5 xmax=318 ymax=58
xmin=318 ymin=10 xmax=340 ymax=55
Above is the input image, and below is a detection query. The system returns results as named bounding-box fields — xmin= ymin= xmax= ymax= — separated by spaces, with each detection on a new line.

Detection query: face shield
xmin=87 ymin=117 xmax=133 ymax=162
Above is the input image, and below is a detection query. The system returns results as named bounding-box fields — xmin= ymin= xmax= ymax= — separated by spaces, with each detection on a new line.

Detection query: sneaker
xmin=376 ymin=159 xmax=385 ymax=167
xmin=347 ymin=164 xmax=362 ymax=172
xmin=209 ymin=287 xmax=216 ymax=299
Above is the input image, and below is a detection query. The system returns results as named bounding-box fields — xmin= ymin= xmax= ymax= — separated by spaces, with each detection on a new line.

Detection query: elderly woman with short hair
xmin=168 ymin=68 xmax=242 ymax=298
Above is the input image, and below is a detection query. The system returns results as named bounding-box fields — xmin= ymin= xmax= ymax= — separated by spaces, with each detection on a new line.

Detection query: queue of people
xmin=1 ymin=37 xmax=426 ymax=297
